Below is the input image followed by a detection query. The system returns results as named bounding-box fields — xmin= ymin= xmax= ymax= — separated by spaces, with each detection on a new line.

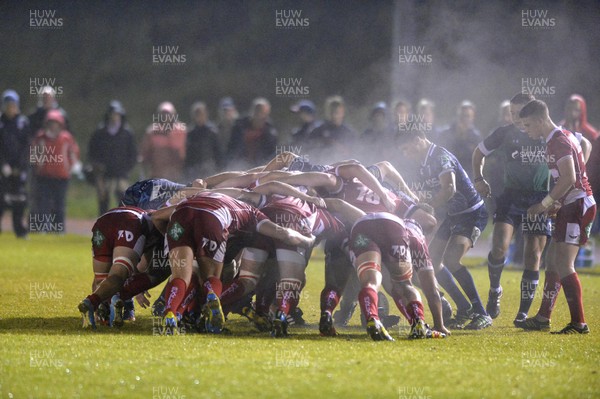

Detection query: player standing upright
xmin=396 ymin=130 xmax=492 ymax=329
xmin=518 ymin=100 xmax=595 ymax=334
xmin=472 ymin=93 xmax=550 ymax=324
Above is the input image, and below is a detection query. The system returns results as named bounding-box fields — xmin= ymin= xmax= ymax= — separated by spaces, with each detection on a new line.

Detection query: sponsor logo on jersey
xmin=92 ymin=229 xmax=105 ymax=247
xmin=168 ymin=222 xmax=184 ymax=241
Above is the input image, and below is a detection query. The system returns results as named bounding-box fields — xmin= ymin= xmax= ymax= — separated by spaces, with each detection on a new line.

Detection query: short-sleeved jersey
xmin=417 ymin=143 xmax=483 ymax=216
xmin=545 ymin=127 xmax=593 ymax=205
xmin=91 ymin=206 xmax=152 ymax=263
xmin=479 ymin=124 xmax=549 ymax=192
xmin=180 ymin=191 xmax=269 ymax=236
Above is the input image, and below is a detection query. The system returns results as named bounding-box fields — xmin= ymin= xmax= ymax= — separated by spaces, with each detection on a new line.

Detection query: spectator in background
xmin=438 ymin=100 xmax=481 ymax=178
xmin=0 ymin=90 xmax=30 ymax=238
xmin=29 ymin=86 xmax=69 ymax=138
xmin=416 ymin=98 xmax=440 ymax=141
xmin=561 ymin=94 xmax=599 ymax=142
xmin=140 ymin=102 xmax=187 ymax=182
xmin=184 ymin=101 xmax=223 ymax=181
xmin=289 ymin=99 xmax=320 ymax=146
xmin=361 ymin=102 xmax=393 ymax=163
xmin=560 ymin=95 xmax=600 ymax=235
xmin=393 ymin=100 xmax=412 ymax=130
xmin=88 ymin=100 xmax=137 ymax=215
xmin=217 ymin=97 xmax=239 ymax=156
xmin=227 ymin=97 xmax=278 ymax=168
xmin=308 ymin=95 xmax=356 ymax=162
xmin=31 ymin=110 xmax=80 ymax=233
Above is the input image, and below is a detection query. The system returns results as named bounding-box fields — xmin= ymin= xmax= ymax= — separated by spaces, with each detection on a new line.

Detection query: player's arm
xmin=472 ymin=147 xmax=491 ymax=198
xmin=200 ymin=171 xmax=248 ymax=188
xmin=261 ymin=151 xmax=298 ymax=171
xmin=417 ymin=269 xmax=449 ymax=335
xmin=580 ymin=136 xmax=592 ymax=163
xmin=150 ymin=205 xmax=178 ymax=235
xmin=371 ymin=161 xmax=419 ymax=203
xmin=253 ymin=181 xmax=326 ymax=208
xmin=528 ymin=156 xmax=576 ymax=215
xmin=213 ymin=172 xmax=268 ymax=188
xmin=429 ymin=171 xmax=455 ymax=210
xmin=323 ymin=198 xmax=366 ymax=225
xmin=277 ymin=171 xmax=339 ymax=191
xmin=336 ymin=163 xmax=396 ymax=211
xmin=256 ymin=219 xmax=315 ymax=248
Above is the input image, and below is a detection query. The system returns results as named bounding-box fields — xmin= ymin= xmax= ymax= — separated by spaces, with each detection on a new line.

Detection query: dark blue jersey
xmin=418 ymin=143 xmax=483 ymax=216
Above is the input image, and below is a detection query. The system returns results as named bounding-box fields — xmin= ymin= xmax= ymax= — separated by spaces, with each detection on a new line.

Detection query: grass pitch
xmin=0 ymin=235 xmax=599 ymax=399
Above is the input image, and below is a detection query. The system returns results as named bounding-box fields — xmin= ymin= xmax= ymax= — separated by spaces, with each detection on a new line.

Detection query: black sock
xmin=452 ymin=266 xmax=486 ymax=315
xmin=518 ymin=269 xmax=539 ymax=317
xmin=487 ymin=252 xmax=505 ymax=290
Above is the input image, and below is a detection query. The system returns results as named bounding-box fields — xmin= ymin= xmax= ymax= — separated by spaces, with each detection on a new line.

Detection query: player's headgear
xmin=120 ymin=179 xmax=185 ymax=210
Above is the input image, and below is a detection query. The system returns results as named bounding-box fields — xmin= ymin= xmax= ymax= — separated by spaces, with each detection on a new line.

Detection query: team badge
xmin=92 ymin=229 xmax=105 ymax=248
xmin=168 ymin=222 xmax=185 ymax=241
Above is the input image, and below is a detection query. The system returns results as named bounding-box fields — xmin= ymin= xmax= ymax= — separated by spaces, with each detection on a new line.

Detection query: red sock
xmin=120 ymin=273 xmax=152 ymax=301
xmin=204 ymin=277 xmax=223 ymax=297
xmin=561 ymin=272 xmax=586 ymax=324
xmin=320 ymin=285 xmax=340 ymax=314
xmin=391 ymin=293 xmax=411 ymax=323
xmin=177 ymin=278 xmax=199 ymax=314
xmin=164 ymin=278 xmax=187 ymax=315
xmin=221 ymin=278 xmax=251 ymax=306
xmin=358 ymin=287 xmax=379 ymax=321
xmin=538 ymin=271 xmax=561 ymax=320
xmin=277 ymin=279 xmax=302 ymax=315
xmin=406 ymin=301 xmax=425 ymax=322
xmin=87 ymin=293 xmax=102 ymax=310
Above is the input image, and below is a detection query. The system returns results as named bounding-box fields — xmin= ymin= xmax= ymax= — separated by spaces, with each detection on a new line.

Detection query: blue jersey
xmin=418 ymin=143 xmax=483 ymax=216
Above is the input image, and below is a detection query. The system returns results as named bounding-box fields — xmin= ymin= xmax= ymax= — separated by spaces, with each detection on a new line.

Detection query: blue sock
xmin=487 ymin=252 xmax=505 ymax=290
xmin=518 ymin=269 xmax=539 ymax=317
xmin=435 ymin=266 xmax=471 ymax=312
xmin=452 ymin=266 xmax=486 ymax=315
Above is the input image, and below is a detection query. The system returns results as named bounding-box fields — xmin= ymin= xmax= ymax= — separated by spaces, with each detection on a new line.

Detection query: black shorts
xmin=494 ymin=189 xmax=552 ymax=236
xmin=435 ymin=204 xmax=488 ymax=246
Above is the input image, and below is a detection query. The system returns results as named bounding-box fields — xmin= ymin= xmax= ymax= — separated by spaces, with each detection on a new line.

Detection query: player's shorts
xmin=91 ymin=208 xmax=149 ymax=263
xmin=553 ymin=196 xmax=596 ymax=246
xmin=350 ymin=215 xmax=412 ymax=282
xmin=494 ymin=189 xmax=552 ymax=236
xmin=435 ymin=204 xmax=488 ymax=246
xmin=166 ymin=207 xmax=228 ymax=263
xmin=409 ymin=235 xmax=433 ymax=272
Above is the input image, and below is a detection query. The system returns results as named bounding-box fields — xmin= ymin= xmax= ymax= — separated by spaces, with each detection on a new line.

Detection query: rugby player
xmin=472 ymin=93 xmax=550 ymax=324
xmin=518 ymin=100 xmax=596 ymax=334
xmin=396 ymin=130 xmax=492 ymax=329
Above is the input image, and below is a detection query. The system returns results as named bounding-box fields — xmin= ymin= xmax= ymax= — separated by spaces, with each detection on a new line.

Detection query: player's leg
xmin=550 ymin=199 xmax=595 ymax=334
xmin=551 ymin=241 xmax=587 ymax=333
xmin=197 ymin=255 xmax=226 ymax=333
xmin=221 ymin=248 xmax=267 ymax=308
xmin=429 ymin=224 xmax=472 ymax=318
xmin=272 ymin=248 xmax=307 ymax=337
xmin=485 ymin=221 xmax=514 ymax=319
xmin=442 ymin=234 xmax=491 ymax=329
xmin=162 ymin=246 xmax=194 ymax=330
xmin=355 ymin=250 xmax=392 ymax=341
xmin=515 ymin=233 xmax=545 ymax=323
xmin=80 ymin=247 xmax=139 ymax=327
xmin=320 ymin=242 xmax=353 ymax=335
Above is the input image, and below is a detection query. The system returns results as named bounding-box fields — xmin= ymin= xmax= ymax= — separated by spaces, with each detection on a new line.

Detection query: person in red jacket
xmin=31 ymin=109 xmax=81 ymax=233
xmin=561 ymin=94 xmax=599 ymax=142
